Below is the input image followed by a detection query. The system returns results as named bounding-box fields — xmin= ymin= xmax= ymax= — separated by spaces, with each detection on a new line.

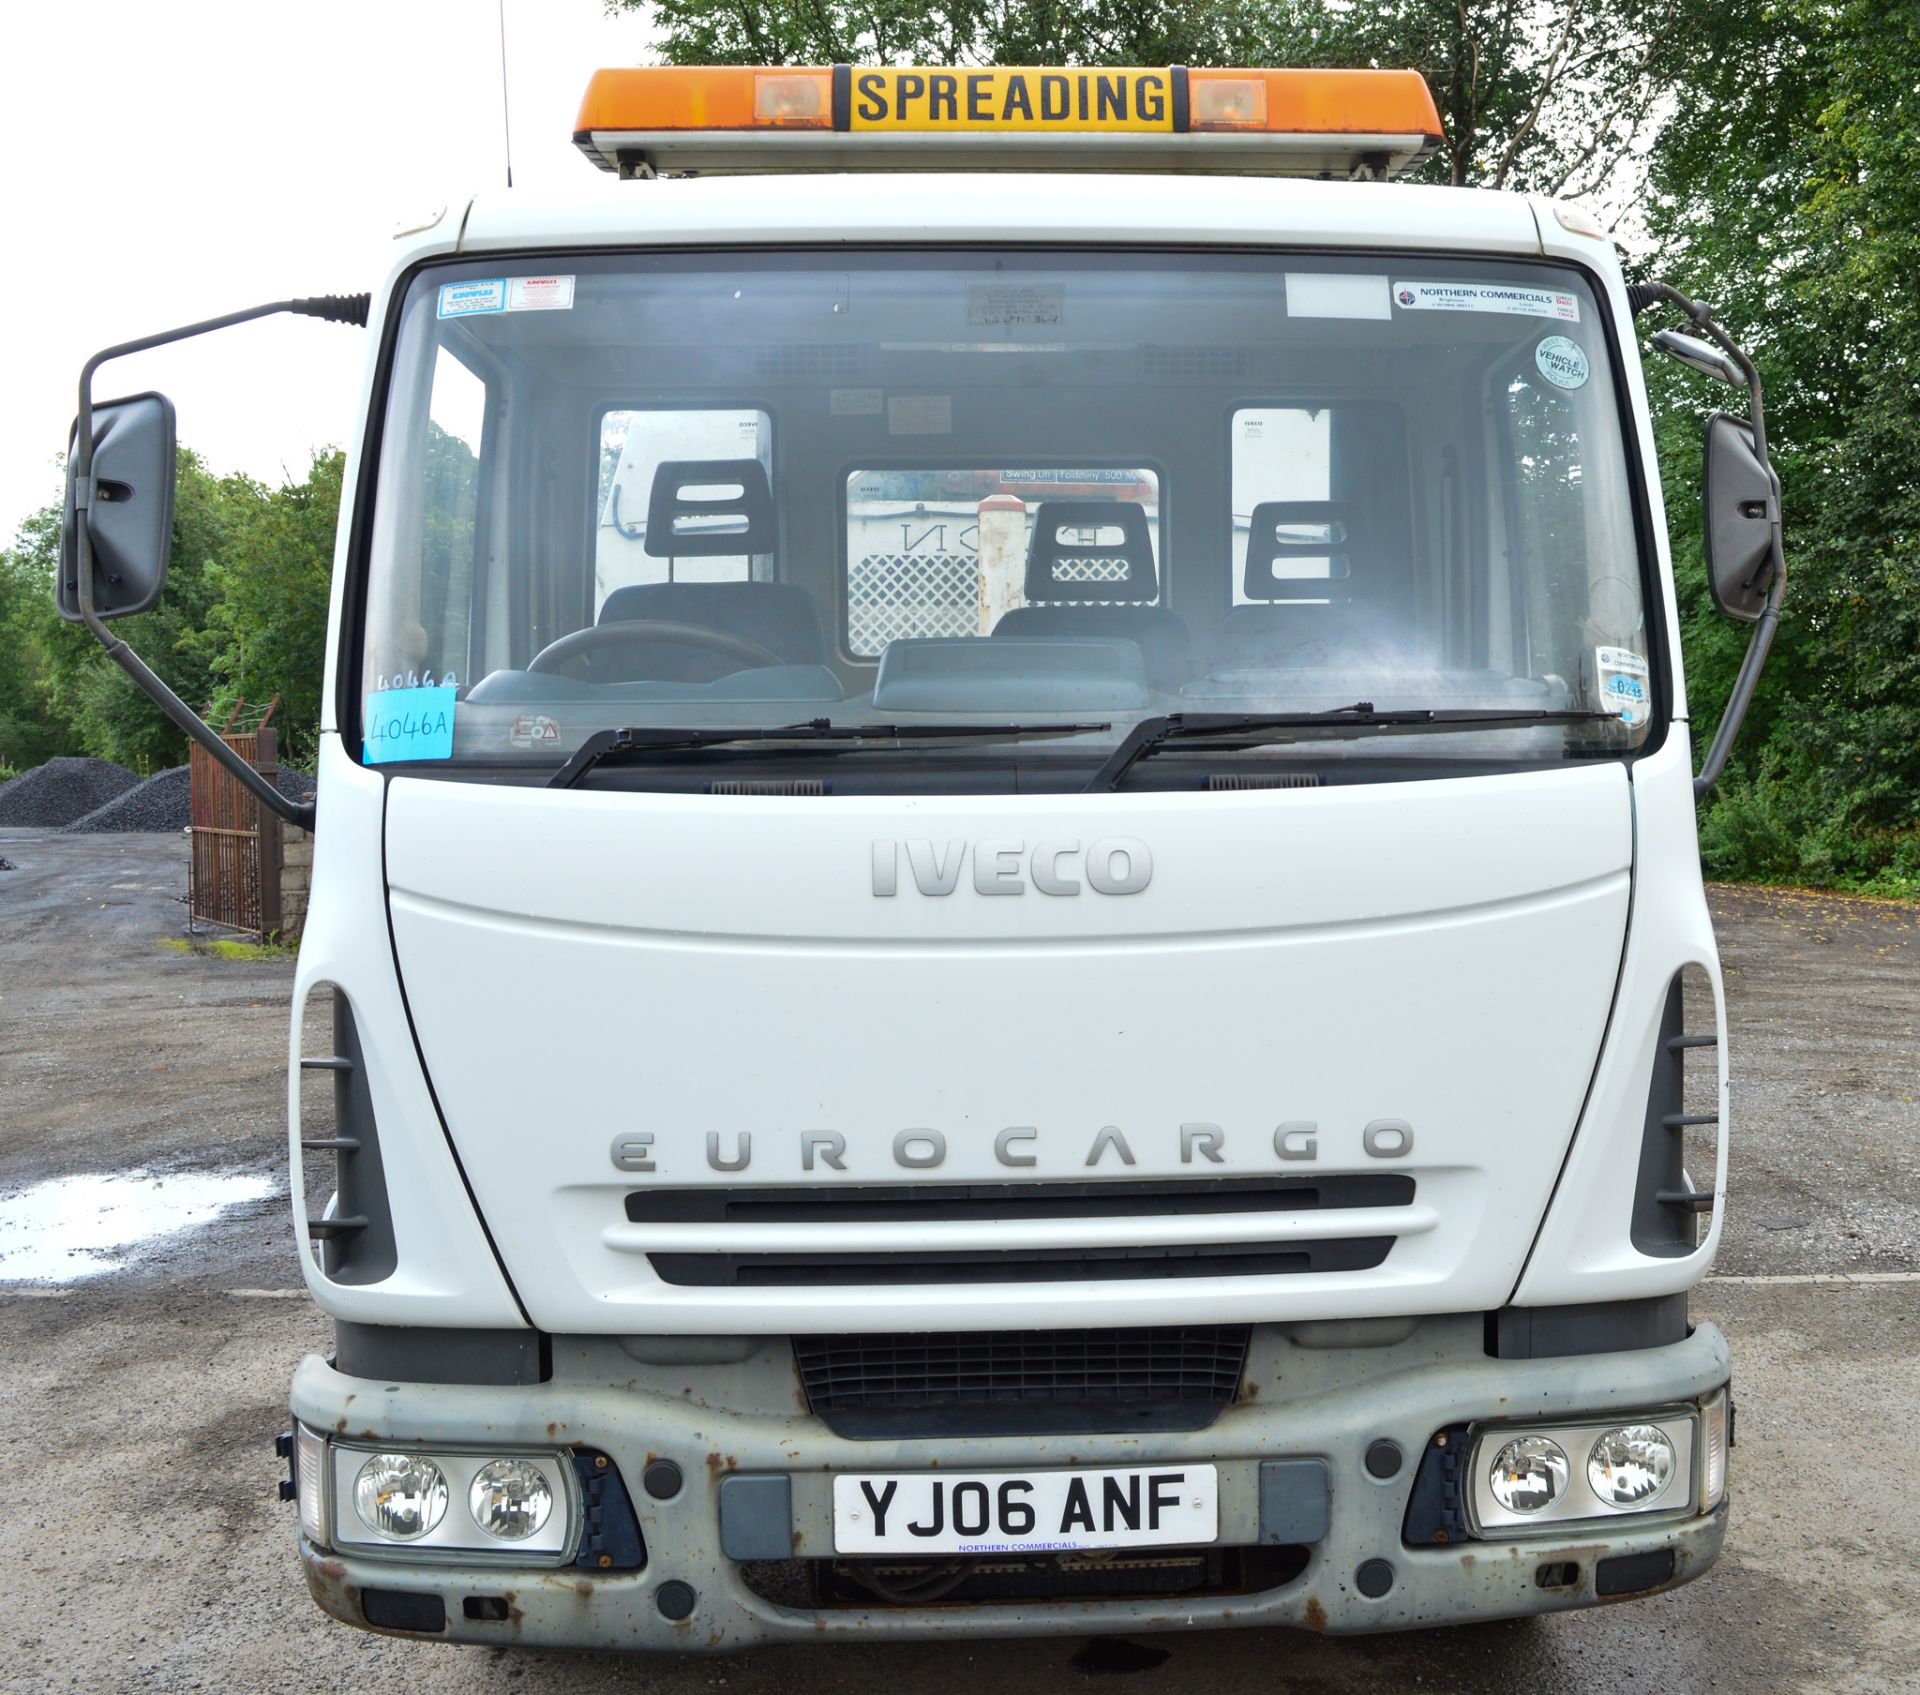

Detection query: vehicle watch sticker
xmin=1595 ymin=645 xmax=1650 ymax=727
xmin=364 ymin=685 xmax=457 ymax=763
xmin=505 ymin=275 xmax=575 ymax=311
xmin=437 ymin=279 xmax=507 ymax=319
xmin=1393 ymin=281 xmax=1580 ymax=322
xmin=1286 ymin=272 xmax=1391 ymax=320
xmin=1535 ymin=335 xmax=1591 ymax=389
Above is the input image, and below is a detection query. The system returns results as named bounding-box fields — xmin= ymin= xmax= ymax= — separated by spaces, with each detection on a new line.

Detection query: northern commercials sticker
xmin=1393 ymin=281 xmax=1580 ymax=322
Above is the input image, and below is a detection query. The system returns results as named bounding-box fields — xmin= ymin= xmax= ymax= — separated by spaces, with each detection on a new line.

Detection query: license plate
xmin=832 ymin=1463 xmax=1218 ymax=1556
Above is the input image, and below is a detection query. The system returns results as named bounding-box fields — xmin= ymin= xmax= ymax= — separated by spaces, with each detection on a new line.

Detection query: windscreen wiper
xmin=549 ymin=718 xmax=1111 ymax=789
xmin=1085 ymin=703 xmax=1622 ymax=791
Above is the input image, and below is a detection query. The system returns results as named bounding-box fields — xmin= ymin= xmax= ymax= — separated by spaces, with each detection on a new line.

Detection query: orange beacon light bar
xmin=573 ymin=66 xmax=1445 ymax=178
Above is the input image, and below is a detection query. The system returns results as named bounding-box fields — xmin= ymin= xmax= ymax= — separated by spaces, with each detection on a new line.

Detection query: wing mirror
xmin=1650 ymin=327 xmax=1744 ymax=387
xmin=59 ymin=391 xmax=177 ymax=622
xmin=1701 ymin=412 xmax=1779 ymax=623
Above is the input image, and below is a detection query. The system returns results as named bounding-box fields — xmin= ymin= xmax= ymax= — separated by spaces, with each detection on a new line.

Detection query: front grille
xmin=626 ymin=1175 xmax=1414 ymax=1224
xmin=742 ymin=1543 xmax=1313 ymax=1607
xmin=635 ymin=1177 xmax=1411 ymax=1291
xmin=650 ymin=1236 xmax=1392 ymax=1287
xmin=794 ymin=1324 xmax=1249 ymax=1437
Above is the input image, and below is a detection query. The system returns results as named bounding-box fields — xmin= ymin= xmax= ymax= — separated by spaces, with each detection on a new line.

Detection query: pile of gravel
xmin=0 ymin=757 xmax=140 ymax=828
xmin=60 ymin=762 xmax=318 ymax=833
xmin=61 ymin=765 xmax=191 ymax=833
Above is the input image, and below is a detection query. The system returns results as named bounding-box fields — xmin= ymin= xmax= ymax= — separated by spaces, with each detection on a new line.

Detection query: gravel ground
xmin=59 ymin=764 xmax=318 ymax=834
xmin=0 ymin=831 xmax=1914 ymax=1694
xmin=0 ymin=756 xmax=139 ymax=826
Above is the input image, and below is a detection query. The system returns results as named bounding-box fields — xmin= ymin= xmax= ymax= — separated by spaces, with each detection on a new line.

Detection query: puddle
xmin=0 ymin=1169 xmax=278 ymax=1283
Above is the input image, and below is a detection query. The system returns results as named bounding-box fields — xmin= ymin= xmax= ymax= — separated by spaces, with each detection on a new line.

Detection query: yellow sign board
xmin=847 ymin=67 xmax=1176 ymax=133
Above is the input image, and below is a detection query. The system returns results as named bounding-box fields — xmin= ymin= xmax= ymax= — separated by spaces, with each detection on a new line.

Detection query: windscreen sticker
xmin=888 ymin=394 xmax=952 ymax=435
xmin=967 ymin=284 xmax=1065 ymax=327
xmin=508 ymin=713 xmax=561 ymax=752
xmin=1595 ymin=646 xmax=1650 ymax=727
xmin=830 ymin=388 xmax=885 ymax=415
xmin=438 ymin=279 xmax=506 ymax=319
xmin=1535 ymin=335 xmax=1591 ymax=389
xmin=1393 ymin=281 xmax=1580 ymax=322
xmin=364 ymin=685 xmax=456 ymax=764
xmin=506 ymin=275 xmax=575 ymax=311
xmin=1286 ymin=272 xmax=1391 ymax=321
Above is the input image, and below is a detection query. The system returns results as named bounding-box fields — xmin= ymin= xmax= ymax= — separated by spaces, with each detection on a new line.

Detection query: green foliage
xmin=0 ymin=447 xmax=341 ymax=773
xmin=1645 ymin=0 xmax=1920 ymax=894
xmin=620 ymin=0 xmax=1760 ymax=197
xmin=195 ymin=450 xmax=343 ymax=762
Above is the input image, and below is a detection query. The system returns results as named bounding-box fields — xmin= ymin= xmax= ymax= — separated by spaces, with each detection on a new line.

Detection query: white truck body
xmin=258 ymin=165 xmax=1736 ymax=1645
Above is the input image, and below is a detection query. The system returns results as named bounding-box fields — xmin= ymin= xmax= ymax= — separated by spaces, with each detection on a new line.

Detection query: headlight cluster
xmin=293 ymin=1427 xmax=577 ymax=1564
xmin=1470 ymin=1391 xmax=1727 ymax=1536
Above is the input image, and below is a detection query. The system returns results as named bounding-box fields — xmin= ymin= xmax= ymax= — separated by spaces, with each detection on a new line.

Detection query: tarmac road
xmin=1 ymin=829 xmax=1915 ymax=1694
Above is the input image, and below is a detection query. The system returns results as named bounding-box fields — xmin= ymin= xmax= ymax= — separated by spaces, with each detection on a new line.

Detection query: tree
xmin=1644 ymin=0 xmax=1920 ymax=891
xmin=0 ymin=445 xmax=345 ymax=774
xmin=198 ymin=450 xmax=345 ymax=764
xmin=619 ymin=0 xmax=1764 ymax=211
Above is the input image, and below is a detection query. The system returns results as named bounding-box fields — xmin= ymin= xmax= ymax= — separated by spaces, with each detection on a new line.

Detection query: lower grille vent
xmin=794 ymin=1325 xmax=1251 ymax=1438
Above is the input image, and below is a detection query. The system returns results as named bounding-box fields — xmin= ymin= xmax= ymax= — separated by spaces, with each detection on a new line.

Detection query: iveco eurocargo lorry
xmin=60 ymin=62 xmax=1787 ymax=1649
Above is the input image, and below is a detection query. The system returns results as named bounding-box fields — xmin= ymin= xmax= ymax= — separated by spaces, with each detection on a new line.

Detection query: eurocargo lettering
xmin=58 ymin=60 xmax=1784 ymax=1650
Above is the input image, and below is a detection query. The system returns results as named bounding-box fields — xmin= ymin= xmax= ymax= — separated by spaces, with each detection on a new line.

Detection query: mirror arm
xmin=73 ymin=296 xmax=369 ymax=833
xmin=1633 ymin=281 xmax=1788 ymax=800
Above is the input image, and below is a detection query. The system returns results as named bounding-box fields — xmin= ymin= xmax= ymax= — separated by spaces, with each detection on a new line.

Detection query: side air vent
xmin=297 ymin=988 xmax=398 ymax=1284
xmin=793 ymin=1325 xmax=1251 ymax=1437
xmin=706 ymin=778 xmax=828 ymax=795
xmin=1143 ymin=344 xmax=1250 ymax=379
xmin=1631 ymin=966 xmax=1721 ymax=1256
xmin=1209 ymin=772 xmax=1322 ymax=790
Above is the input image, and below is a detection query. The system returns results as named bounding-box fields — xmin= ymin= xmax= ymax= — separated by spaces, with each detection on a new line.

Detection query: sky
xmin=0 ymin=0 xmax=655 ymax=543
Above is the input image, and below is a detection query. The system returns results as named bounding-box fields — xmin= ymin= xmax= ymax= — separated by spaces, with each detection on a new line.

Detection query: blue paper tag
xmin=364 ymin=686 xmax=456 ymax=764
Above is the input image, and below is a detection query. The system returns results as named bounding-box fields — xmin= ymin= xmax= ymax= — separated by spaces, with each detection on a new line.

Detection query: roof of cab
xmin=453 ymin=172 xmax=1546 ymax=260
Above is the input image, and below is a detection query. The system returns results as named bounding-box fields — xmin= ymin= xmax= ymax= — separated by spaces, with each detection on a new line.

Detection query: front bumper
xmin=292 ymin=1319 xmax=1731 ymax=1649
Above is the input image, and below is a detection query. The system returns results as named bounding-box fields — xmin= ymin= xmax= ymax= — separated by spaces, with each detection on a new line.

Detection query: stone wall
xmin=278 ymin=826 xmax=313 ymax=943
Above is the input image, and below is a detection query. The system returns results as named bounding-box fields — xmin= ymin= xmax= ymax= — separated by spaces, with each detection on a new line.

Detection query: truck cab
xmin=62 ymin=64 xmax=1774 ymax=1651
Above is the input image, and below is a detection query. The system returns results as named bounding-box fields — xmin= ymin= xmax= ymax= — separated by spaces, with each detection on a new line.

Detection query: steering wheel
xmin=527 ymin=619 xmax=786 ymax=677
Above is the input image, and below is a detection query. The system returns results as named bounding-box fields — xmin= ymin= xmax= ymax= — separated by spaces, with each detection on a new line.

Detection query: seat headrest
xmin=1243 ymin=501 xmax=1357 ymax=602
xmin=645 ymin=458 xmax=775 ymax=558
xmin=1023 ymin=501 xmax=1158 ymax=603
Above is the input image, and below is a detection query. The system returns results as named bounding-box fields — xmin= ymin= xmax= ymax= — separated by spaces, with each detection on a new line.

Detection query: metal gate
xmin=189 ymin=725 xmax=282 ymax=938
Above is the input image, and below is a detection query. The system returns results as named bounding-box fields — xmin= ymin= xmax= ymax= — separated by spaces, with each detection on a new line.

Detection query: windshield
xmin=358 ymin=250 xmax=1655 ymax=787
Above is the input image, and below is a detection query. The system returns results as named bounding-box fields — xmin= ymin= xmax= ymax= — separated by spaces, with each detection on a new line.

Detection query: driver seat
xmin=593 ymin=581 xmax=828 ymax=682
xmin=591 ymin=458 xmax=825 ymax=682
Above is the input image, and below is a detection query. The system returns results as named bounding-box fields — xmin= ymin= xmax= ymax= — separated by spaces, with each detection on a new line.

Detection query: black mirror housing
xmin=59 ymin=391 xmax=177 ymax=622
xmin=1701 ymin=411 xmax=1777 ymax=624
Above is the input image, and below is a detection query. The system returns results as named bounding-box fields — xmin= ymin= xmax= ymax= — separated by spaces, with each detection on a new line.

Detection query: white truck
xmin=60 ymin=62 xmax=1785 ymax=1649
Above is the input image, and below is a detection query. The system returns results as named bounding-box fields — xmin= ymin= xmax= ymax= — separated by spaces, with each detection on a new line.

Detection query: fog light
xmin=469 ymin=1458 xmax=554 ymax=1541
xmin=1588 ymin=1424 xmax=1676 ymax=1508
xmin=1489 ymin=1436 xmax=1568 ymax=1513
xmin=354 ymin=1453 xmax=449 ymax=1541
